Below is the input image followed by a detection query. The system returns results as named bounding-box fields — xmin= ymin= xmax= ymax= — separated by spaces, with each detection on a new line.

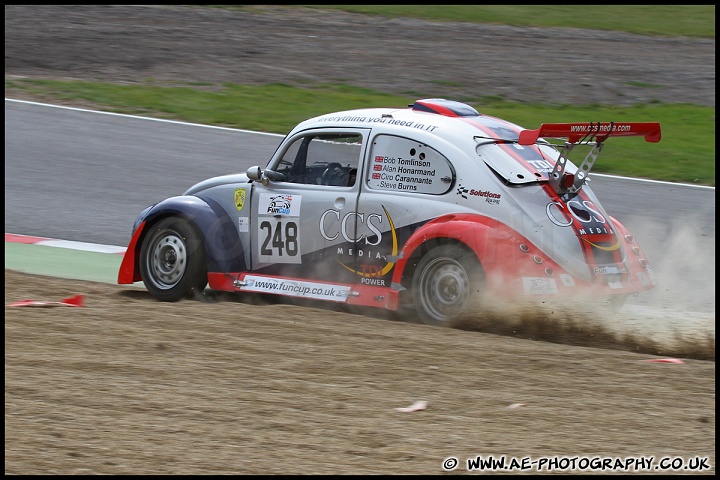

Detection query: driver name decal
xmin=367 ymin=135 xmax=453 ymax=194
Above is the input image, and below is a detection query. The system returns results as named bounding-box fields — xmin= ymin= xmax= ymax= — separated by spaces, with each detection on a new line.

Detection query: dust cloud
xmin=443 ymin=216 xmax=715 ymax=361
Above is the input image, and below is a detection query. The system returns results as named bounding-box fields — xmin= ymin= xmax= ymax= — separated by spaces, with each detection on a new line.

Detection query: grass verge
xmin=6 ymin=78 xmax=715 ymax=186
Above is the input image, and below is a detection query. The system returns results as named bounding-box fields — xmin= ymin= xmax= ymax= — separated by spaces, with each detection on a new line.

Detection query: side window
xmin=274 ymin=133 xmax=362 ymax=187
xmin=367 ymin=135 xmax=454 ymax=194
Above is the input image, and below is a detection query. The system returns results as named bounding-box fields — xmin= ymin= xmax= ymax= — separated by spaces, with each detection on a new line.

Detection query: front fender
xmin=117 ymin=195 xmax=246 ymax=284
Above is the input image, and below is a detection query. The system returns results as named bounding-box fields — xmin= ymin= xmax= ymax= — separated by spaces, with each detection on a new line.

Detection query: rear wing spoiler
xmin=517 ymin=122 xmax=661 ymax=194
xmin=518 ymin=122 xmax=661 ymax=145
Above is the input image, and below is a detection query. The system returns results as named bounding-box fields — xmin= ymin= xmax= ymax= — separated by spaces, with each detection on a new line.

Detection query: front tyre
xmin=139 ymin=217 xmax=207 ymax=301
xmin=412 ymin=244 xmax=483 ymax=326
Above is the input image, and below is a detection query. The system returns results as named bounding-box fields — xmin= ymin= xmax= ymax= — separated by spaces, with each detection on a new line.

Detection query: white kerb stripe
xmin=36 ymin=239 xmax=127 ymax=254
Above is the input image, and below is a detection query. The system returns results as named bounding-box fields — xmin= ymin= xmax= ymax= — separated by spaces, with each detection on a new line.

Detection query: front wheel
xmin=139 ymin=217 xmax=207 ymax=301
xmin=411 ymin=244 xmax=484 ymax=326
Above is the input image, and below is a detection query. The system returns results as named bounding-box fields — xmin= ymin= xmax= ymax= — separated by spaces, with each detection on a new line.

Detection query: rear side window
xmin=366 ymin=134 xmax=454 ymax=194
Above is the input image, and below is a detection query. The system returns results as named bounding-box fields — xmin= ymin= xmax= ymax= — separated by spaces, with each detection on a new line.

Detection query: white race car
xmin=118 ymin=98 xmax=660 ymax=325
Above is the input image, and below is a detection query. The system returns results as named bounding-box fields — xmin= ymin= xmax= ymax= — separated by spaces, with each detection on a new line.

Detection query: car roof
xmin=288 ymin=99 xmax=554 ymax=185
xmin=292 ymin=98 xmax=528 ymax=147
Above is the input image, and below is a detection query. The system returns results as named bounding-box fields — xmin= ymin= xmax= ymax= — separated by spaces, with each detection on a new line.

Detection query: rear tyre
xmin=411 ymin=244 xmax=483 ymax=326
xmin=139 ymin=217 xmax=207 ymax=302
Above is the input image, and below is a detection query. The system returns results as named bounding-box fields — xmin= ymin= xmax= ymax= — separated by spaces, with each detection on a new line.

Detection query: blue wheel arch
xmin=138 ymin=195 xmax=247 ymax=273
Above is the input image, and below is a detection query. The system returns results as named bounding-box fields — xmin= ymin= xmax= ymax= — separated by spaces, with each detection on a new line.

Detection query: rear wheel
xmin=411 ymin=244 xmax=483 ymax=325
xmin=139 ymin=217 xmax=207 ymax=301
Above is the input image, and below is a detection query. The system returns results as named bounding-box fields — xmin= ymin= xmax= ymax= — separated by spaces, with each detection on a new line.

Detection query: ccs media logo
xmin=337 ymin=205 xmax=398 ymax=278
xmin=234 ymin=188 xmax=246 ymax=212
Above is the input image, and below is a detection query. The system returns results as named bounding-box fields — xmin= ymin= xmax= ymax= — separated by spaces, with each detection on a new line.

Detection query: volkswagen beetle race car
xmin=118 ymin=98 xmax=660 ymax=325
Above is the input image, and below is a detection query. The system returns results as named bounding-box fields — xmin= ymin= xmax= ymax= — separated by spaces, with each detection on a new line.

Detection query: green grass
xmin=295 ymin=5 xmax=715 ymax=38
xmin=7 ymin=77 xmax=714 ymax=186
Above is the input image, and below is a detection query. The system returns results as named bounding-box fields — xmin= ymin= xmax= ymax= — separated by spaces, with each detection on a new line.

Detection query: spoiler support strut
xmin=518 ymin=121 xmax=661 ymax=195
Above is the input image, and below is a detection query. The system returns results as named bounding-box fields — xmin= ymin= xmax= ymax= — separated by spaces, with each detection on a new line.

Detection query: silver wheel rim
xmin=146 ymin=230 xmax=187 ymax=290
xmin=418 ymin=257 xmax=471 ymax=323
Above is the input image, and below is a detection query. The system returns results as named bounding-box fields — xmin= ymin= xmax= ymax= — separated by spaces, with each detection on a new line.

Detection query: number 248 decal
xmin=260 ymin=220 xmax=299 ymax=258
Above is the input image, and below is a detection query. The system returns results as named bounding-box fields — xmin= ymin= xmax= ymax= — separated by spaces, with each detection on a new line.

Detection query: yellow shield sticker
xmin=234 ymin=188 xmax=246 ymax=212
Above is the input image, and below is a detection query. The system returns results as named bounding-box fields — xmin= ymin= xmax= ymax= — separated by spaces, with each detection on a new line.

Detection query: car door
xmin=248 ymin=129 xmax=369 ymax=288
xmin=353 ymin=133 xmax=457 ymax=289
